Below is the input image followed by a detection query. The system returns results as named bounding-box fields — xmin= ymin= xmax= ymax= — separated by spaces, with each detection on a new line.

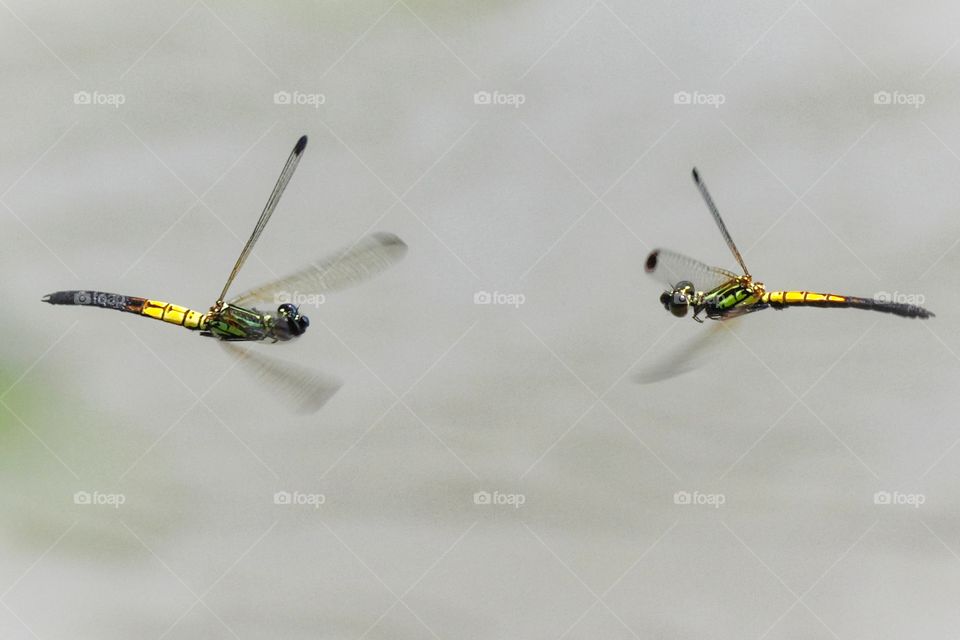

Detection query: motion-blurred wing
xmin=229 ymin=232 xmax=407 ymax=307
xmin=633 ymin=322 xmax=728 ymax=384
xmin=221 ymin=343 xmax=342 ymax=414
xmin=645 ymin=248 xmax=739 ymax=294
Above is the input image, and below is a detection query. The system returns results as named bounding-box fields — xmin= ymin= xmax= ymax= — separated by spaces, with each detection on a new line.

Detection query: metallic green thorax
xmin=205 ymin=304 xmax=276 ymax=341
xmin=704 ymin=281 xmax=762 ymax=312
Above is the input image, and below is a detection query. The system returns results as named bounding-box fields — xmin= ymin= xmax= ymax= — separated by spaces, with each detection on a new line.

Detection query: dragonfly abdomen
xmin=139 ymin=299 xmax=207 ymax=329
xmin=42 ymin=290 xmax=208 ymax=329
xmin=762 ymin=291 xmax=933 ymax=318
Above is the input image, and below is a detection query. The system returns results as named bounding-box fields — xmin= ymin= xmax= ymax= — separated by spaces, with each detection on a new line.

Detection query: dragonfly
xmin=43 ymin=135 xmax=407 ymax=411
xmin=645 ymin=168 xmax=934 ymax=322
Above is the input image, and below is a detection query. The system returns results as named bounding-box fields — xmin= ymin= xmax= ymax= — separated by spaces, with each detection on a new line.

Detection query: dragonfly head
xmin=276 ymin=303 xmax=310 ymax=338
xmin=660 ymin=280 xmax=696 ymax=318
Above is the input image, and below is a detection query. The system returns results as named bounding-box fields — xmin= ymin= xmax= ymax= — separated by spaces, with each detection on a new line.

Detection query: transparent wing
xmin=691 ymin=168 xmax=751 ymax=277
xmin=633 ymin=322 xmax=729 ymax=384
xmin=216 ymin=135 xmax=308 ymax=304
xmin=229 ymin=232 xmax=407 ymax=307
xmin=221 ymin=343 xmax=342 ymax=414
xmin=644 ymin=248 xmax=739 ymax=294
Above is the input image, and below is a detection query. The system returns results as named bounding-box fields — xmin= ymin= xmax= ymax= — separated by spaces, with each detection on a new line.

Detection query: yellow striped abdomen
xmin=763 ymin=291 xmax=848 ymax=306
xmin=140 ymin=299 xmax=208 ymax=330
xmin=761 ymin=290 xmax=933 ymax=318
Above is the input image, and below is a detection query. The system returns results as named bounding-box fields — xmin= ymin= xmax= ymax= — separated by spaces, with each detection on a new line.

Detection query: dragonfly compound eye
xmin=670 ymin=299 xmax=689 ymax=317
xmin=667 ymin=286 xmax=690 ymax=317
xmin=659 ymin=291 xmax=672 ymax=309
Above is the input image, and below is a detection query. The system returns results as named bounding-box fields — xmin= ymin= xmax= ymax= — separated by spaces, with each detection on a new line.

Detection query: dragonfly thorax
xmin=659 ymin=275 xmax=767 ymax=320
xmin=200 ymin=302 xmax=309 ymax=342
xmin=738 ymin=275 xmax=764 ymax=296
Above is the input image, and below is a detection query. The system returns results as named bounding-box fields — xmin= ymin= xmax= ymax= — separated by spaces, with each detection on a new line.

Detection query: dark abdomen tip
xmin=42 ymin=291 xmax=79 ymax=305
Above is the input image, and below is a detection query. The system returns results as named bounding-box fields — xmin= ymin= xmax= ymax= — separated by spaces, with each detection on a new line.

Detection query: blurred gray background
xmin=3 ymin=1 xmax=960 ymax=638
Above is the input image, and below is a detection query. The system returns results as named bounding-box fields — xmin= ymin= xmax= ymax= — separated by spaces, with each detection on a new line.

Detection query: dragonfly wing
xmin=216 ymin=135 xmax=308 ymax=304
xmin=221 ymin=343 xmax=342 ymax=414
xmin=691 ymin=168 xmax=752 ymax=277
xmin=633 ymin=322 xmax=729 ymax=383
xmin=229 ymin=232 xmax=407 ymax=307
xmin=645 ymin=248 xmax=739 ymax=293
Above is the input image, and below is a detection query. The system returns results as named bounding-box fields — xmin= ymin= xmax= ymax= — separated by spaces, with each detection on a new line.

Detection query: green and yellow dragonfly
xmin=43 ymin=135 xmax=407 ymax=410
xmin=645 ymin=168 xmax=934 ymax=322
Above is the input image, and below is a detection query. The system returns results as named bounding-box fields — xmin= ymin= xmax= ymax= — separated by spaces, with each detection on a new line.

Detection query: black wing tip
xmin=691 ymin=167 xmax=701 ymax=183
xmin=294 ymin=135 xmax=308 ymax=155
xmin=645 ymin=249 xmax=660 ymax=273
xmin=371 ymin=231 xmax=408 ymax=251
xmin=295 ymin=379 xmax=344 ymax=414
